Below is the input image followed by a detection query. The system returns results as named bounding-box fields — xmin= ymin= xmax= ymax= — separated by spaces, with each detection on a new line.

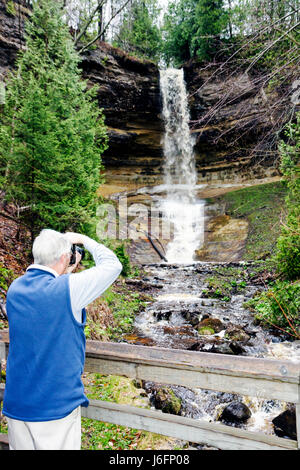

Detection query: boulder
xmin=272 ymin=406 xmax=297 ymax=440
xmin=219 ymin=401 xmax=252 ymax=423
xmin=150 ymin=387 xmax=182 ymax=415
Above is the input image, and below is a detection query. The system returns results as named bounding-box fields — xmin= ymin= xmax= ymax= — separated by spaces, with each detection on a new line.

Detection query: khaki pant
xmin=6 ymin=406 xmax=81 ymax=450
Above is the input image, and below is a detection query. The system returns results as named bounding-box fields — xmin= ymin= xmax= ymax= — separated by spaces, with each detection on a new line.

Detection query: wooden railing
xmin=1 ymin=329 xmax=300 ymax=450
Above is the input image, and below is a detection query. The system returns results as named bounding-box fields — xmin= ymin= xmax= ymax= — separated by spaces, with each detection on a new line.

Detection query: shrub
xmin=114 ymin=244 xmax=131 ymax=277
xmin=275 ymin=113 xmax=300 ymax=280
xmin=252 ymin=281 xmax=300 ymax=339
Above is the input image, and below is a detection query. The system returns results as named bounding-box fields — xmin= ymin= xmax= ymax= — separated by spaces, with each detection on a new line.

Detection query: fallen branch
xmin=136 ymin=228 xmax=168 ymax=262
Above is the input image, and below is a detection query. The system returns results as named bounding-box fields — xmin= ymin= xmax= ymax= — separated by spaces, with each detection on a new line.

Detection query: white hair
xmin=32 ymin=229 xmax=72 ymax=266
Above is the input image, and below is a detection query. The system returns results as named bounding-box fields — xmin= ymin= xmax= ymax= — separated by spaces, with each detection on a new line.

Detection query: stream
xmin=124 ymin=260 xmax=300 ymax=446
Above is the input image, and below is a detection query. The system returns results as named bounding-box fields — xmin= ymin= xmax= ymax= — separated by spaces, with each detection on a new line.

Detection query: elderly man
xmin=3 ymin=229 xmax=122 ymax=450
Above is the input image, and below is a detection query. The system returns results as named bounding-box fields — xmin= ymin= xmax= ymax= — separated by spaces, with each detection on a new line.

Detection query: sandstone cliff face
xmin=183 ymin=60 xmax=282 ymax=183
xmin=0 ymin=0 xmax=28 ymax=78
xmin=80 ymin=43 xmax=164 ymax=184
xmin=0 ymin=1 xmax=283 ymax=185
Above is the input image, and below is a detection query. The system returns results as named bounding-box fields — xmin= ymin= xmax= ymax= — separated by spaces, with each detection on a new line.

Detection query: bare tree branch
xmin=74 ymin=0 xmax=107 ymax=46
xmin=245 ymin=21 xmax=300 ymax=73
xmin=79 ymin=0 xmax=132 ymax=53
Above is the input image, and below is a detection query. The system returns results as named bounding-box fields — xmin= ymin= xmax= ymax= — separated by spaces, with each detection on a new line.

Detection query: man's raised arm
xmin=64 ymin=232 xmax=122 ymax=322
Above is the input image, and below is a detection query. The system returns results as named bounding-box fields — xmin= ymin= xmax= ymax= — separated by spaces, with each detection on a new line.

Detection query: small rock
xmin=212 ymin=343 xmax=234 ymax=355
xmin=198 ymin=317 xmax=224 ymax=333
xmin=151 ymin=387 xmax=182 ymax=415
xmin=225 ymin=326 xmax=250 ymax=343
xmin=132 ymin=379 xmax=143 ymax=389
xmin=229 ymin=341 xmax=247 ymax=355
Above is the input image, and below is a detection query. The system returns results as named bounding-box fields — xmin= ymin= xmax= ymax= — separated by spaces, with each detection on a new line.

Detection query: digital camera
xmin=70 ymin=244 xmax=85 ymax=265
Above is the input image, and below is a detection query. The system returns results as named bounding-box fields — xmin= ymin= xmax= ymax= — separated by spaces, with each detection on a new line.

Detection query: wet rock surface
xmin=272 ymin=405 xmax=297 ymax=441
xmin=219 ymin=402 xmax=252 ymax=424
xmin=183 ymin=61 xmax=281 ymax=183
xmin=126 ymin=261 xmax=283 ymax=355
xmin=125 ymin=192 xmax=251 ymax=265
xmin=148 ymin=385 xmax=182 ymax=415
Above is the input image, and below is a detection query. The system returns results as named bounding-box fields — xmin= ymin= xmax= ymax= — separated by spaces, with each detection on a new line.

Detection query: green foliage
xmin=81 ymin=418 xmax=140 ymax=450
xmin=162 ymin=0 xmax=228 ymax=65
xmin=0 ymin=0 xmax=108 ymax=239
xmin=100 ymin=238 xmax=132 ymax=277
xmin=241 ymin=116 xmax=299 ymax=340
xmin=6 ymin=0 xmax=16 ymax=16
xmin=113 ymin=0 xmax=162 ymax=63
xmin=161 ymin=0 xmax=299 ymax=67
xmin=216 ymin=181 xmax=287 ymax=261
xmin=161 ymin=0 xmax=198 ymax=66
xmin=102 ymin=286 xmax=145 ymax=340
xmin=0 ymin=264 xmax=15 ymax=298
xmin=248 ymin=281 xmax=300 ymax=339
xmin=193 ymin=0 xmax=228 ymax=61
xmin=275 ymin=113 xmax=300 ymax=280
xmin=114 ymin=244 xmax=131 ymax=277
xmin=81 ymin=374 xmax=148 ymax=450
xmin=204 ymin=266 xmax=247 ymax=301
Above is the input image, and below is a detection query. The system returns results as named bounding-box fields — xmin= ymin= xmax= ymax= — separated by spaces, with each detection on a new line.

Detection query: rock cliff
xmin=183 ymin=60 xmax=284 ymax=183
xmin=0 ymin=0 xmax=28 ymax=77
xmin=0 ymin=0 xmax=291 ymax=185
xmin=80 ymin=43 xmax=163 ymax=184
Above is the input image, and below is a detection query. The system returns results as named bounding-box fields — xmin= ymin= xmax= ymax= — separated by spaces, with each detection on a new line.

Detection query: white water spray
xmin=159 ymin=68 xmax=204 ymax=263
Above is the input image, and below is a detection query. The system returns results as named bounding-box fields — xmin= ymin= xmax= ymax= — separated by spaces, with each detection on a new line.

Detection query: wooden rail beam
xmin=84 ymin=340 xmax=300 ymax=403
xmin=82 ymin=399 xmax=298 ymax=451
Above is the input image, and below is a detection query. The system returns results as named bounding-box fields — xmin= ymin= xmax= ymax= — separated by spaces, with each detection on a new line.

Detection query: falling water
xmin=159 ymin=68 xmax=204 ymax=263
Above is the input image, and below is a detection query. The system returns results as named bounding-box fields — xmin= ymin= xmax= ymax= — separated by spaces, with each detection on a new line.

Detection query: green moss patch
xmin=210 ymin=181 xmax=287 ymax=261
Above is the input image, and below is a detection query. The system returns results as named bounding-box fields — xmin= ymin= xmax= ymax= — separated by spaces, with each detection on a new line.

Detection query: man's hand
xmin=64 ymin=232 xmax=86 ymax=245
xmin=66 ymin=250 xmax=82 ymax=274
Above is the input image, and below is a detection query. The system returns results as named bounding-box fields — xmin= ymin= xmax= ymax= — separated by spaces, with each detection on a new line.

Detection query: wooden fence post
xmin=0 ymin=341 xmax=8 ymax=449
xmin=296 ymin=401 xmax=300 ymax=449
xmin=0 ymin=341 xmax=4 ymax=407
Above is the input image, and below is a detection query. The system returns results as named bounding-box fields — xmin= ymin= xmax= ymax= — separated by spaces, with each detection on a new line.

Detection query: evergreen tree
xmin=162 ymin=0 xmax=228 ymax=65
xmin=193 ymin=0 xmax=228 ymax=61
xmin=0 ymin=0 xmax=107 ymax=240
xmin=162 ymin=0 xmax=198 ymax=66
xmin=113 ymin=0 xmax=162 ymax=62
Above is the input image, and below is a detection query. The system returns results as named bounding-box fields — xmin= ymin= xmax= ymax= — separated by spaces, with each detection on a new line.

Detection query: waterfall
xmin=159 ymin=68 xmax=204 ymax=263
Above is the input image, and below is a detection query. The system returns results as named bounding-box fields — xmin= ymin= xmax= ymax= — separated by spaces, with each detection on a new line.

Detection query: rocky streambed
xmin=123 ymin=261 xmax=300 ymax=447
